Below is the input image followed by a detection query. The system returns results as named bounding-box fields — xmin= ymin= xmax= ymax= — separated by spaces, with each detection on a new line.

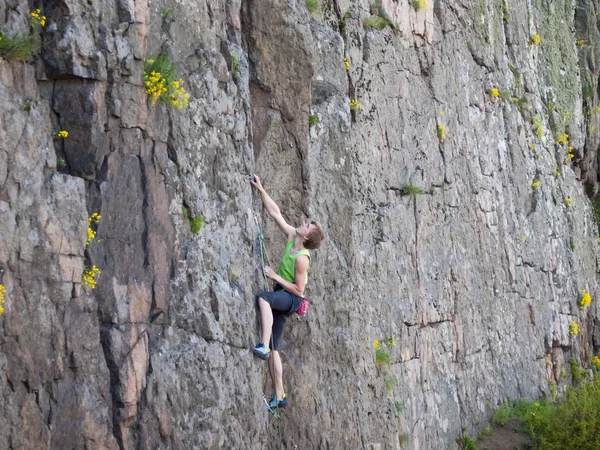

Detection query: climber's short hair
xmin=304 ymin=221 xmax=325 ymax=250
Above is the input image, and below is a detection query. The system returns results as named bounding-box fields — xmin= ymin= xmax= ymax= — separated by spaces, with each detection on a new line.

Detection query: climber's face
xmin=296 ymin=221 xmax=317 ymax=239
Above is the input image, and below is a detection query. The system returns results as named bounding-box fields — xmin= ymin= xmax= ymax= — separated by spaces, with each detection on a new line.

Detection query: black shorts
xmin=257 ymin=286 xmax=301 ymax=350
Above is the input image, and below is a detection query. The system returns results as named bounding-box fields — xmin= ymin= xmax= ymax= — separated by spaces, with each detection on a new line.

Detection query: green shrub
xmin=492 ymin=377 xmax=600 ymax=449
xmin=309 ymin=114 xmax=319 ymax=127
xmin=570 ymin=360 xmax=588 ymax=385
xmin=0 ymin=33 xmax=37 ymax=61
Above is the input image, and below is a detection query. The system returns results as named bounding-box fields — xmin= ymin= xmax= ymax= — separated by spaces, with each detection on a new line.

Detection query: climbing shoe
xmin=268 ymin=394 xmax=288 ymax=409
xmin=252 ymin=343 xmax=270 ymax=360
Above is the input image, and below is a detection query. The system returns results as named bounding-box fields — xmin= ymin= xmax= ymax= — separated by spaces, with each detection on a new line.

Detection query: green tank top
xmin=277 ymin=240 xmax=311 ymax=288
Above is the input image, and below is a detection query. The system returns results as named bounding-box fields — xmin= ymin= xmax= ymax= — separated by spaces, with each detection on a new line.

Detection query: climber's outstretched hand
xmin=249 ymin=174 xmax=264 ymax=192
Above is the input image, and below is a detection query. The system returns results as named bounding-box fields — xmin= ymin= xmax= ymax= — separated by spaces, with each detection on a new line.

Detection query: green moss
xmin=309 ymin=114 xmax=319 ymax=127
xmin=231 ymin=54 xmax=239 ymax=80
xmin=385 ymin=375 xmax=396 ymax=393
xmin=182 ymin=204 xmax=203 ymax=234
xmin=306 ymin=0 xmax=321 ymax=15
xmin=399 ymin=433 xmax=409 ymax=445
xmin=190 ymin=216 xmax=203 ymax=235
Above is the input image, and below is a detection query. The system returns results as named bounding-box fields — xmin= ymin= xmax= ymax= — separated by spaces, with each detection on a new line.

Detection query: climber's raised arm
xmin=250 ymin=175 xmax=296 ymax=239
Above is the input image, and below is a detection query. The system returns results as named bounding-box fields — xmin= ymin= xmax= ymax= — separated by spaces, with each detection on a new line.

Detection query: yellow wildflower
xmin=82 ymin=266 xmax=101 ymax=289
xmin=374 ymin=339 xmax=380 ymax=349
xmin=530 ymin=34 xmax=541 ymax=45
xmin=344 ymin=57 xmax=349 ymax=71
xmin=170 ymin=79 xmax=189 ymax=109
xmin=87 ymin=212 xmax=101 ymax=246
xmin=490 ymin=87 xmax=499 ymax=98
xmin=578 ymin=289 xmax=592 ymax=308
xmin=592 ymin=356 xmax=600 ymax=371
xmin=531 ymin=180 xmax=541 ymax=190
xmin=564 ymin=197 xmax=572 ymax=206
xmin=30 ymin=9 xmax=46 ymax=27
xmin=577 ymin=38 xmax=586 ymax=48
xmin=437 ymin=125 xmax=447 ymax=140
xmin=557 ymin=134 xmax=568 ymax=146
xmin=532 ymin=117 xmax=545 ymax=139
xmin=568 ymin=321 xmax=580 ymax=336
xmin=0 ymin=284 xmax=6 ymax=316
xmin=57 ymin=130 xmax=69 ymax=138
xmin=349 ymin=99 xmax=363 ymax=111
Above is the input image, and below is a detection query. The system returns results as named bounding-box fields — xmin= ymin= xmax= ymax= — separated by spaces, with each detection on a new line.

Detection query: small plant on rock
xmin=349 ymin=99 xmax=363 ymax=111
xmin=437 ymin=125 xmax=446 ymax=141
xmin=374 ymin=339 xmax=391 ymax=365
xmin=410 ymin=0 xmax=427 ymax=11
xmin=144 ymin=55 xmax=189 ymax=109
xmin=401 ymin=183 xmax=423 ymax=196
xmin=230 ymin=53 xmax=239 ymax=80
xmin=364 ymin=15 xmax=391 ymax=30
xmin=30 ymin=8 xmax=46 ymax=27
xmin=0 ymin=33 xmax=37 ymax=61
xmin=82 ymin=265 xmax=101 ymax=289
xmin=86 ymin=212 xmax=101 ymax=246
xmin=568 ymin=320 xmax=580 ymax=336
xmin=0 ymin=284 xmax=6 ymax=316
xmin=309 ymin=114 xmax=319 ymax=127
xmin=578 ymin=289 xmax=592 ymax=309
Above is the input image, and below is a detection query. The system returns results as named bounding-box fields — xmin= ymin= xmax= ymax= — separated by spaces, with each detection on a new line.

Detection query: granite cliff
xmin=1 ymin=0 xmax=600 ymax=448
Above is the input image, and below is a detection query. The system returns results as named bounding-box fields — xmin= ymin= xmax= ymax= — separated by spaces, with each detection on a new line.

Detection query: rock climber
xmin=250 ymin=174 xmax=325 ymax=410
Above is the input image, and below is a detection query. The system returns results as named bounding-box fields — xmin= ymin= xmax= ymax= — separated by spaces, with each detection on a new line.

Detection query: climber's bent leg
xmin=257 ymin=296 xmax=273 ymax=346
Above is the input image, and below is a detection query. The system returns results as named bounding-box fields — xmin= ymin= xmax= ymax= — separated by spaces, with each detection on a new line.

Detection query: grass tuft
xmin=401 ymin=183 xmax=424 ymax=196
xmin=375 ymin=347 xmax=390 ymax=365
xmin=0 ymin=33 xmax=37 ymax=61
xmin=363 ymin=15 xmax=391 ymax=30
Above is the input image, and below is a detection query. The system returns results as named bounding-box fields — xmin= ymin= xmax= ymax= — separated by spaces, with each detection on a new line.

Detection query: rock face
xmin=1 ymin=0 xmax=600 ymax=449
